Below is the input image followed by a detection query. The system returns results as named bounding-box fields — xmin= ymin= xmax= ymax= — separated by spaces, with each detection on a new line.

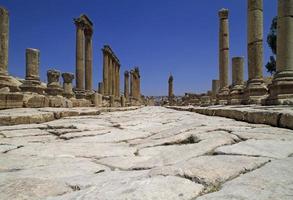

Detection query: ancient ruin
xmin=1 ymin=1 xmax=293 ymax=199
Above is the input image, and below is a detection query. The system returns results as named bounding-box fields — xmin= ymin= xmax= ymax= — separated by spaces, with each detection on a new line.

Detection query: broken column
xmin=124 ymin=71 xmax=129 ymax=100
xmin=98 ymin=82 xmax=103 ymax=94
xmin=168 ymin=75 xmax=174 ymax=105
xmin=229 ymin=57 xmax=245 ymax=104
xmin=46 ymin=69 xmax=63 ymax=96
xmin=0 ymin=7 xmax=20 ymax=92
xmin=217 ymin=8 xmax=230 ymax=104
xmin=62 ymin=72 xmax=74 ymax=98
xmin=84 ymin=27 xmax=93 ymax=92
xmin=20 ymin=48 xmax=44 ymax=94
xmin=244 ymin=0 xmax=267 ymax=104
xmin=212 ymin=80 xmax=220 ymax=97
xmin=266 ymin=0 xmax=293 ymax=105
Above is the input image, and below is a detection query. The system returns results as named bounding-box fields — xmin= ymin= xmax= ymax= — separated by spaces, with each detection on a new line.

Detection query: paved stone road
xmin=1 ymin=106 xmax=293 ymax=200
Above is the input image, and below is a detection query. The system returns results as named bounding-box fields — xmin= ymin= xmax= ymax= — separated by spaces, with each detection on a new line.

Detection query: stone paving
xmin=0 ymin=106 xmax=293 ymax=200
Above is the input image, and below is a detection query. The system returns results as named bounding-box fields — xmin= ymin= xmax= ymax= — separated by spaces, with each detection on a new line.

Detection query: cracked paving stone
xmin=1 ymin=106 xmax=293 ymax=199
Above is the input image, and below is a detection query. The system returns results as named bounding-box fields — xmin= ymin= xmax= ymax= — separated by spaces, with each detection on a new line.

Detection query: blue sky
xmin=2 ymin=0 xmax=277 ymax=96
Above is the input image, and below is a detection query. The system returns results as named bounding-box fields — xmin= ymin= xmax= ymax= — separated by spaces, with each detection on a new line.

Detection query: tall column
xmin=74 ymin=20 xmax=84 ymax=91
xmin=98 ymin=82 xmax=104 ymax=94
xmin=112 ymin=61 xmax=116 ymax=97
xmin=108 ymin=56 xmax=113 ymax=95
xmin=266 ymin=0 xmax=293 ymax=105
xmin=124 ymin=71 xmax=129 ymax=100
xmin=168 ymin=75 xmax=174 ymax=105
xmin=20 ymin=48 xmax=44 ymax=94
xmin=218 ymin=9 xmax=229 ymax=93
xmin=102 ymin=49 xmax=109 ymax=95
xmin=84 ymin=28 xmax=93 ymax=91
xmin=0 ymin=7 xmax=9 ymax=77
xmin=245 ymin=0 xmax=267 ymax=104
xmin=117 ymin=64 xmax=120 ymax=97
xmin=130 ymin=70 xmax=134 ymax=97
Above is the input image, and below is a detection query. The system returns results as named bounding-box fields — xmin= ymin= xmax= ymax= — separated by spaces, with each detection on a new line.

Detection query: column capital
xmin=219 ymin=8 xmax=229 ymax=19
xmin=84 ymin=26 xmax=93 ymax=38
xmin=74 ymin=18 xmax=85 ymax=29
xmin=62 ymin=72 xmax=74 ymax=83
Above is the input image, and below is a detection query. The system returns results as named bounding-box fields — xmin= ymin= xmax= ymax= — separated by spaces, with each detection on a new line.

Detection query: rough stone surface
xmin=1 ymin=106 xmax=293 ymax=199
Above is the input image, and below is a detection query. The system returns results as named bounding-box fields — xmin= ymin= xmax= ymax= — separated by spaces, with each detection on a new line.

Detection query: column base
xmin=216 ymin=87 xmax=229 ymax=105
xmin=264 ymin=71 xmax=293 ymax=105
xmin=228 ymin=85 xmax=244 ymax=105
xmin=20 ymin=79 xmax=45 ymax=94
xmin=46 ymin=87 xmax=63 ymax=96
xmin=243 ymin=79 xmax=268 ymax=104
xmin=0 ymin=74 xmax=21 ymax=92
xmin=73 ymin=88 xmax=86 ymax=99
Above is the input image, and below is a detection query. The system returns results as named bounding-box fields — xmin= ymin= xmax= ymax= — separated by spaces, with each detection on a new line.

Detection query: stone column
xmin=84 ymin=28 xmax=93 ymax=91
xmin=212 ymin=80 xmax=220 ymax=97
xmin=74 ymin=20 xmax=84 ymax=91
xmin=108 ymin=56 xmax=113 ymax=95
xmin=168 ymin=75 xmax=174 ymax=105
xmin=20 ymin=48 xmax=44 ymax=94
xmin=218 ymin=9 xmax=229 ymax=94
xmin=244 ymin=0 xmax=267 ymax=104
xmin=46 ymin=69 xmax=63 ymax=96
xmin=229 ymin=57 xmax=245 ymax=104
xmin=0 ymin=7 xmax=9 ymax=77
xmin=62 ymin=72 xmax=74 ymax=98
xmin=102 ymin=49 xmax=109 ymax=95
xmin=124 ymin=71 xmax=129 ymax=100
xmin=112 ymin=61 xmax=116 ymax=97
xmin=117 ymin=64 xmax=120 ymax=97
xmin=232 ymin=57 xmax=244 ymax=87
xmin=266 ymin=0 xmax=293 ymax=105
xmin=98 ymin=82 xmax=104 ymax=94
xmin=130 ymin=70 xmax=134 ymax=97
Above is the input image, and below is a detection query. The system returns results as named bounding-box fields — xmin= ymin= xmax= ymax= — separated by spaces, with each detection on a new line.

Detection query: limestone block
xmin=0 ymin=92 xmax=23 ymax=109
xmin=93 ymin=93 xmax=103 ymax=107
xmin=23 ymin=93 xmax=49 ymax=108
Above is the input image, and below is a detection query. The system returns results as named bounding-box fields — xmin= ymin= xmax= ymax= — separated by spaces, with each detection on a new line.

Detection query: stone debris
xmin=1 ymin=106 xmax=293 ymax=199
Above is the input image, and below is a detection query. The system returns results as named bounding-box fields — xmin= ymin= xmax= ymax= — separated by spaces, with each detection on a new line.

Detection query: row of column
xmin=74 ymin=15 xmax=93 ymax=94
xmin=216 ymin=0 xmax=293 ymax=105
xmin=124 ymin=67 xmax=141 ymax=100
xmin=102 ymin=45 xmax=120 ymax=97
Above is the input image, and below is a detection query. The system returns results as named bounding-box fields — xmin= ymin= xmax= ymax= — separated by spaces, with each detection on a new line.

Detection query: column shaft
xmin=75 ymin=24 xmax=84 ymax=90
xmin=112 ymin=61 xmax=116 ymax=96
xmin=248 ymin=0 xmax=263 ymax=80
xmin=219 ymin=9 xmax=229 ymax=90
xmin=108 ymin=57 xmax=113 ymax=95
xmin=85 ymin=32 xmax=93 ymax=91
xmin=124 ymin=71 xmax=129 ymax=99
xmin=117 ymin=65 xmax=120 ymax=97
xmin=0 ymin=7 xmax=9 ymax=76
xmin=232 ymin=57 xmax=244 ymax=86
xmin=102 ymin=52 xmax=109 ymax=95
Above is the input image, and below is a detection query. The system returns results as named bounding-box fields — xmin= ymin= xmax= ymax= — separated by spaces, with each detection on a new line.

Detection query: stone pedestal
xmin=98 ymin=82 xmax=104 ymax=94
xmin=20 ymin=48 xmax=44 ymax=94
xmin=217 ymin=9 xmax=230 ymax=105
xmin=0 ymin=7 xmax=20 ymax=92
xmin=93 ymin=93 xmax=102 ymax=107
xmin=244 ymin=0 xmax=268 ymax=104
xmin=84 ymin=28 xmax=93 ymax=92
xmin=0 ymin=92 xmax=24 ymax=109
xmin=229 ymin=57 xmax=245 ymax=104
xmin=46 ymin=69 xmax=63 ymax=96
xmin=62 ymin=72 xmax=74 ymax=98
xmin=109 ymin=95 xmax=115 ymax=107
xmin=265 ymin=0 xmax=293 ymax=105
xmin=121 ymin=95 xmax=126 ymax=107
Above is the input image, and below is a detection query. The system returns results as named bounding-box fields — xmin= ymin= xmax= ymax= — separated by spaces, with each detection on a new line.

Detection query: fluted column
xmin=266 ymin=0 xmax=293 ymax=105
xmin=84 ymin=28 xmax=93 ymax=91
xmin=102 ymin=49 xmax=109 ymax=95
xmin=124 ymin=71 xmax=129 ymax=100
xmin=74 ymin=20 xmax=84 ymax=90
xmin=218 ymin=8 xmax=229 ymax=92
